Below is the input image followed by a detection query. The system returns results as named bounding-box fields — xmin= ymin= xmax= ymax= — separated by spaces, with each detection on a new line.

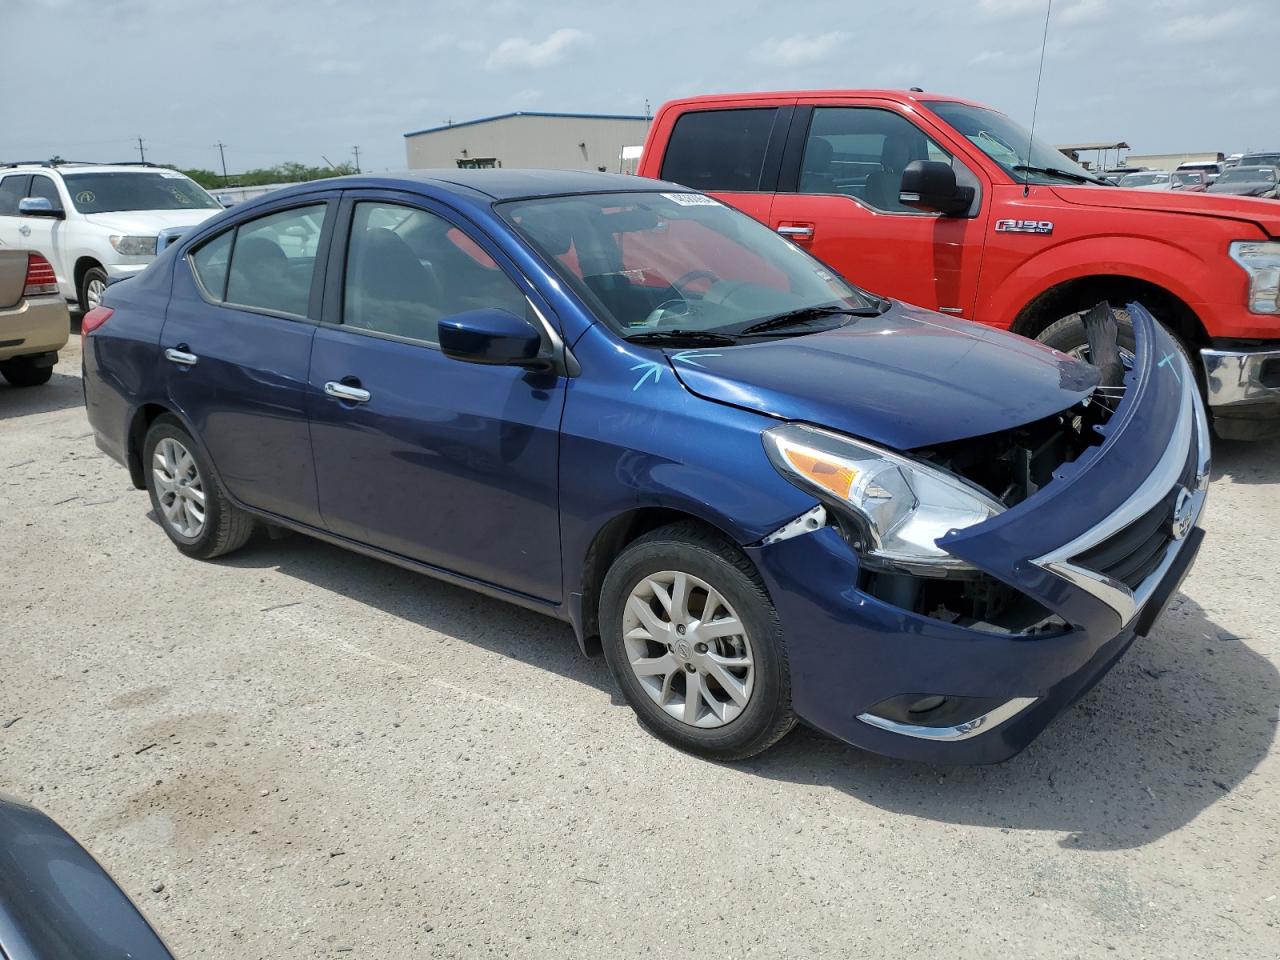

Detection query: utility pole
xmin=216 ymin=142 xmax=229 ymax=185
xmin=136 ymin=137 xmax=146 ymax=163
xmin=352 ymin=145 xmax=361 ymax=174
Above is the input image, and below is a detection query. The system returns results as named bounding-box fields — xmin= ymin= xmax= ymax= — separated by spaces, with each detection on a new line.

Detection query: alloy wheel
xmin=621 ymin=570 xmax=755 ymax=728
xmin=85 ymin=277 xmax=106 ymax=310
xmin=152 ymin=437 xmax=206 ymax=538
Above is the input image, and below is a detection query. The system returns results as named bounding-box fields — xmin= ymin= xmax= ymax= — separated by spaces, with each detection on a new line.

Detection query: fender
xmin=982 ymin=234 xmax=1212 ymax=331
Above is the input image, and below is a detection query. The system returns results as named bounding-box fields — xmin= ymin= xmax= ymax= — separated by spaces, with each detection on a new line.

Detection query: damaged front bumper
xmin=746 ymin=304 xmax=1210 ymax=764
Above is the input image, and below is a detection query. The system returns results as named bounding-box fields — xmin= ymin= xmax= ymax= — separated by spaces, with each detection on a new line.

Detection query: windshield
xmin=499 ymin=191 xmax=876 ymax=340
xmin=924 ymin=100 xmax=1102 ymax=186
xmin=1219 ymin=167 xmax=1276 ymax=184
xmin=1172 ymin=171 xmax=1203 ymax=186
xmin=1119 ymin=172 xmax=1168 ymax=187
xmin=62 ymin=171 xmax=220 ymax=214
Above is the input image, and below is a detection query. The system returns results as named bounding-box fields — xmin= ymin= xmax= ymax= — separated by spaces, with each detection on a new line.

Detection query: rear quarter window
xmin=659 ymin=108 xmax=778 ymax=192
xmin=191 ymin=230 xmax=233 ymax=300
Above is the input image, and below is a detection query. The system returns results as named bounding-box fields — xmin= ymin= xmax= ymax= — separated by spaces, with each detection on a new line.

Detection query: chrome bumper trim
xmin=1201 ymin=346 xmax=1280 ymax=408
xmin=857 ymin=696 xmax=1038 ymax=741
xmin=1032 ymin=360 xmax=1210 ymax=628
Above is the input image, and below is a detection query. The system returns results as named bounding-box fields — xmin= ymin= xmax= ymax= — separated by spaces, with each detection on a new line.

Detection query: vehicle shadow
xmin=1212 ymin=436 xmax=1280 ymax=485
xmin=745 ymin=592 xmax=1278 ymax=850
xmin=215 ymin=531 xmax=616 ymax=695
xmin=0 ymin=371 xmax=84 ymax=421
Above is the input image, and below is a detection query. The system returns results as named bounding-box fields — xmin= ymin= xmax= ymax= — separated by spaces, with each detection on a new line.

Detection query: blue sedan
xmin=82 ymin=170 xmax=1209 ymax=763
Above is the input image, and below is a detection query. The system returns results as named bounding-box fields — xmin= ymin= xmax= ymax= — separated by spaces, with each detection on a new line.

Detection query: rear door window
xmin=660 ymin=108 xmax=778 ymax=192
xmin=0 ymin=175 xmax=30 ymax=215
xmin=224 ymin=204 xmax=327 ymax=317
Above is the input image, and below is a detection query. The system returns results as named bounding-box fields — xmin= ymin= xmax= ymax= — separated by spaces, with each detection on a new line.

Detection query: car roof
xmin=271 ymin=169 xmax=678 ymax=203
xmin=0 ymin=163 xmax=187 ymax=176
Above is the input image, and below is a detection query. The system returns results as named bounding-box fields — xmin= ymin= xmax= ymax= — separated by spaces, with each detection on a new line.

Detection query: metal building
xmin=403 ymin=111 xmax=651 ymax=173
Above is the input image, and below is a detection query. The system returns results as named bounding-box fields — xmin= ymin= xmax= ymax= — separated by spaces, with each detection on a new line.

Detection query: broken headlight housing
xmin=763 ymin=424 xmax=1005 ymax=572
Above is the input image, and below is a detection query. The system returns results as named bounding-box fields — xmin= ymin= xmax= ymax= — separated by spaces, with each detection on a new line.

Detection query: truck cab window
xmin=660 ymin=108 xmax=778 ymax=192
xmin=799 ymin=107 xmax=955 ymax=213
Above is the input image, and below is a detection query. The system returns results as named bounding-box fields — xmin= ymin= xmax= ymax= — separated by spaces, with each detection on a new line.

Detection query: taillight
xmin=23 ymin=253 xmax=58 ymax=298
xmin=81 ymin=306 xmax=113 ymax=336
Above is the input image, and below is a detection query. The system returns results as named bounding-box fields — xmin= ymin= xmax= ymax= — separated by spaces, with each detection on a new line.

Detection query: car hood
xmin=1052 ymin=184 xmax=1280 ymax=234
xmin=1207 ymin=182 xmax=1277 ymax=197
xmin=666 ymin=302 xmax=1099 ymax=450
xmin=82 ymin=209 xmax=219 ymax=234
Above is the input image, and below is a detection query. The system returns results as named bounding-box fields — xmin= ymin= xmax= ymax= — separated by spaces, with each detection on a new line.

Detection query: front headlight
xmin=1229 ymin=240 xmax=1280 ymax=314
xmin=109 ymin=235 xmax=159 ymax=257
xmin=763 ymin=424 xmax=1004 ymax=570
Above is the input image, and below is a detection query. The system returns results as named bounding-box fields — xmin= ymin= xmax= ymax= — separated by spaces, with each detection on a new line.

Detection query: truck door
xmin=653 ymin=100 xmax=796 ymax=229
xmin=769 ymin=101 xmax=989 ymax=317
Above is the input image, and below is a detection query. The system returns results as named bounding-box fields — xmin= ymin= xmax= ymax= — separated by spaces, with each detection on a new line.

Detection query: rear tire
xmin=0 ymin=356 xmax=54 ymax=387
xmin=599 ymin=521 xmax=795 ymax=761
xmin=143 ymin=415 xmax=255 ymax=559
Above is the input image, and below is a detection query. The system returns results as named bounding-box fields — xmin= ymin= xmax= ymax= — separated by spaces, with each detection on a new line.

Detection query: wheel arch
xmin=73 ymin=256 xmax=105 ymax=298
xmin=1009 ymin=273 xmax=1208 ymax=350
xmin=571 ymin=506 xmax=745 ymax=658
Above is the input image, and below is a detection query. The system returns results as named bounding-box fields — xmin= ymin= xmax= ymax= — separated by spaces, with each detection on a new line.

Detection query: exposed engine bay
xmin=861 ymin=302 xmax=1128 ymax=633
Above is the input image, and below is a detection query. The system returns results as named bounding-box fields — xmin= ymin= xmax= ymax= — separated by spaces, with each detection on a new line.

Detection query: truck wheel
xmin=0 ymin=356 xmax=54 ymax=387
xmin=79 ymin=266 xmax=108 ymax=313
xmin=599 ymin=521 xmax=796 ymax=761
xmin=1037 ymin=309 xmax=1137 ymax=362
xmin=143 ymin=415 xmax=255 ymax=560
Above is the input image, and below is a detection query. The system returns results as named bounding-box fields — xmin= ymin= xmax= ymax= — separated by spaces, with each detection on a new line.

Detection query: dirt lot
xmin=2 ymin=335 xmax=1278 ymax=959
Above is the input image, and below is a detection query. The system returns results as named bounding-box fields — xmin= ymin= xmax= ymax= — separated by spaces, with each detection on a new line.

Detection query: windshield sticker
xmin=75 ymin=190 xmax=95 ymax=205
xmin=629 ymin=350 xmax=722 ymax=391
xmin=661 ymin=192 xmax=720 ymax=207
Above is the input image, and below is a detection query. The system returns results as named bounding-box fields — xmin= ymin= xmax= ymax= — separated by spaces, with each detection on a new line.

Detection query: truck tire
xmin=79 ymin=266 xmax=109 ymax=313
xmin=1037 ymin=309 xmax=1137 ymax=361
xmin=0 ymin=356 xmax=54 ymax=387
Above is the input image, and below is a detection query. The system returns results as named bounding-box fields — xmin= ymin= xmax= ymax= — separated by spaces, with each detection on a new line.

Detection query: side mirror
xmin=439 ymin=308 xmax=548 ymax=370
xmin=19 ymin=196 xmax=65 ymax=219
xmin=898 ymin=160 xmax=975 ymax=216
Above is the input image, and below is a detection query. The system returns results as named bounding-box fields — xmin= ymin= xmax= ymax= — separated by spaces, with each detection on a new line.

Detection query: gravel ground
xmin=2 ymin=335 xmax=1278 ymax=959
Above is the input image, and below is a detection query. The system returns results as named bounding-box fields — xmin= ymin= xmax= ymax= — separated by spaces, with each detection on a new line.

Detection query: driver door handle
xmin=324 ymin=381 xmax=371 ymax=404
xmin=776 ymin=224 xmax=814 ymax=239
xmin=164 ymin=347 xmax=198 ymax=367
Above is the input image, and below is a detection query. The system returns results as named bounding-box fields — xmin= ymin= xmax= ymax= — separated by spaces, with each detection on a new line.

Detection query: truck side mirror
xmin=899 ymin=160 xmax=975 ymax=217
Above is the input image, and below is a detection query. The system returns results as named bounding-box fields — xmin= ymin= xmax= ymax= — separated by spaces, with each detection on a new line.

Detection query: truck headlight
xmin=1229 ymin=240 xmax=1280 ymax=314
xmin=763 ymin=424 xmax=1004 ymax=570
xmin=109 ymin=235 xmax=159 ymax=257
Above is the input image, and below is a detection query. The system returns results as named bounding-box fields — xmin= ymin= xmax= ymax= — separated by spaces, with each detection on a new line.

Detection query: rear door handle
xmin=164 ymin=347 xmax=198 ymax=367
xmin=324 ymin=381 xmax=371 ymax=404
xmin=776 ymin=224 xmax=814 ymax=240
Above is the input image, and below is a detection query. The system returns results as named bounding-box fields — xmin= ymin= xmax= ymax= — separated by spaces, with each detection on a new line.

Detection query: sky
xmin=2 ymin=0 xmax=1276 ymax=174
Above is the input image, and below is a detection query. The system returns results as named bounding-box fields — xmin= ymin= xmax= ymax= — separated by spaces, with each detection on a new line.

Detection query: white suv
xmin=0 ymin=162 xmax=223 ymax=311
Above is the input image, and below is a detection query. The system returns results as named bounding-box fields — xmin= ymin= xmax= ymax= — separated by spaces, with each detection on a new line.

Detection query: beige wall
xmin=404 ymin=115 xmax=651 ymax=173
xmin=1125 ymin=152 xmax=1224 ymax=171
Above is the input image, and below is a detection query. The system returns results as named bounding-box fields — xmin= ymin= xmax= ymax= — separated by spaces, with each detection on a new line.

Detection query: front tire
xmin=143 ymin=416 xmax=255 ymax=559
xmin=79 ymin=265 xmax=108 ymax=314
xmin=1036 ymin=309 xmax=1137 ymax=361
xmin=0 ymin=356 xmax=54 ymax=387
xmin=599 ymin=521 xmax=795 ymax=760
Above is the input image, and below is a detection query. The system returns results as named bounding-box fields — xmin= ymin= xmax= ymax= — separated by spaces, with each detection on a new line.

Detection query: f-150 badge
xmin=995 ymin=219 xmax=1054 ymax=234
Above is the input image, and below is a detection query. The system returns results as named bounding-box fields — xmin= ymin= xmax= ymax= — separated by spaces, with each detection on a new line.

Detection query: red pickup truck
xmin=638 ymin=90 xmax=1280 ymax=439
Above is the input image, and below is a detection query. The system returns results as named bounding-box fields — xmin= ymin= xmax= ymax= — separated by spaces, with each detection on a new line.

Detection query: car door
xmin=20 ymin=175 xmax=68 ymax=283
xmin=162 ymin=196 xmax=335 ymax=527
xmin=655 ymin=100 xmax=795 ymax=227
xmin=307 ymin=192 xmax=566 ymax=602
xmin=769 ymin=100 xmax=989 ymax=317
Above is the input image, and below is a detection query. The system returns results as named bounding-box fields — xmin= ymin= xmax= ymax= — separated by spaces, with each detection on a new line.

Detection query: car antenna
xmin=1024 ymin=0 xmax=1054 ymax=198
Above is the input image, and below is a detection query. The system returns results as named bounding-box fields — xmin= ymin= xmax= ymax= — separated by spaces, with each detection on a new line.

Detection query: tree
xmin=175 ymin=161 xmax=357 ymax=190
